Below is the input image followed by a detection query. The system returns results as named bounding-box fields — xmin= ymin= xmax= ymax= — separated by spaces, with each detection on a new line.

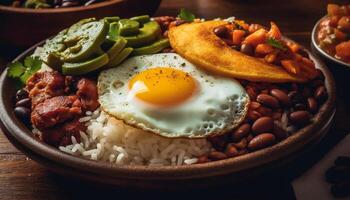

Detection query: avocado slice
xmin=130 ymin=15 xmax=150 ymax=24
xmin=62 ymin=53 xmax=109 ymax=75
xmin=42 ymin=19 xmax=109 ymax=64
xmin=119 ymin=19 xmax=140 ymax=36
xmin=60 ymin=20 xmax=109 ymax=62
xmin=104 ymin=16 xmax=120 ymax=23
xmin=122 ymin=21 xmax=161 ymax=48
xmin=106 ymin=47 xmax=133 ymax=67
xmin=132 ymin=38 xmax=170 ymax=56
xmin=108 ymin=22 xmax=119 ymax=41
xmin=106 ymin=37 xmax=127 ymax=60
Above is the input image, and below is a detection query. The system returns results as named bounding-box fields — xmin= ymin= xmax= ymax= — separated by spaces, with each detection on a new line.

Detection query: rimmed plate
xmin=0 ymin=38 xmax=336 ymax=189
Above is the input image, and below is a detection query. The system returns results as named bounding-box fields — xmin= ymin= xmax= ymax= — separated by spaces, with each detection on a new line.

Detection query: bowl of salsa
xmin=312 ymin=4 xmax=350 ymax=68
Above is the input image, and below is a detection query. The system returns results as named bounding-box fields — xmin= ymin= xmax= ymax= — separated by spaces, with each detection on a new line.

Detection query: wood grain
xmin=0 ymin=0 xmax=350 ymax=199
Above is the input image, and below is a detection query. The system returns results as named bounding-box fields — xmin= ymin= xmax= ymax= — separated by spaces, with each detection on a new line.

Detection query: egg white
xmin=98 ymin=53 xmax=249 ymax=138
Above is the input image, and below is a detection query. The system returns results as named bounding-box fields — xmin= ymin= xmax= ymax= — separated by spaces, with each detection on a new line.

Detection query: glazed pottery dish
xmin=0 ymin=12 xmax=336 ymax=188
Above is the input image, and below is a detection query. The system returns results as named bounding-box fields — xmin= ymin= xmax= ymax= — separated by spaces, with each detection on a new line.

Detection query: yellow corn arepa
xmin=168 ymin=20 xmax=308 ymax=83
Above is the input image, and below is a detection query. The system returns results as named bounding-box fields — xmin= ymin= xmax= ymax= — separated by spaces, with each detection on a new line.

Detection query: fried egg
xmin=98 ymin=53 xmax=249 ymax=138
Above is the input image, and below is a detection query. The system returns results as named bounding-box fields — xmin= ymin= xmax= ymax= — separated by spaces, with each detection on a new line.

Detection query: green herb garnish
xmin=267 ymin=38 xmax=286 ymax=51
xmin=178 ymin=8 xmax=195 ymax=22
xmin=8 ymin=56 xmax=42 ymax=85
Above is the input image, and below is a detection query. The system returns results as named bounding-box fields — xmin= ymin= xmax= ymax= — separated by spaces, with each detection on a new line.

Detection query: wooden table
xmin=1 ymin=0 xmax=350 ymax=199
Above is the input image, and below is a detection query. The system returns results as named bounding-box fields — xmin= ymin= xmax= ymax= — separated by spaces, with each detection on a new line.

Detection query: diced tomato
xmin=255 ymin=43 xmax=274 ymax=56
xmin=286 ymin=41 xmax=300 ymax=53
xmin=243 ymin=29 xmax=267 ymax=47
xmin=301 ymin=57 xmax=316 ymax=69
xmin=334 ymin=29 xmax=347 ymax=41
xmin=336 ymin=41 xmax=350 ymax=61
xmin=268 ymin=22 xmax=282 ymax=40
xmin=264 ymin=53 xmax=277 ymax=63
xmin=328 ymin=4 xmax=341 ymax=16
xmin=225 ymin=24 xmax=234 ymax=31
xmin=232 ymin=30 xmax=246 ymax=45
xmin=338 ymin=16 xmax=350 ymax=33
xmin=329 ymin=16 xmax=340 ymax=27
xmin=281 ymin=60 xmax=301 ymax=75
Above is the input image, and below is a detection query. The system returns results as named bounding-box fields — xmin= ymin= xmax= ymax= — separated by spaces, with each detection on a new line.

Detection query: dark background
xmin=1 ymin=0 xmax=350 ymax=199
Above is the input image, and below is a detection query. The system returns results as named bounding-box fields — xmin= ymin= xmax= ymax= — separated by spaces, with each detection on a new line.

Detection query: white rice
xmin=58 ymin=109 xmax=212 ymax=166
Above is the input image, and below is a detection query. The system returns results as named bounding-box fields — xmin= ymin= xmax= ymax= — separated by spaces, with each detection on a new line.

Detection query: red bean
xmin=240 ymin=43 xmax=254 ymax=56
xmin=252 ymin=116 xmax=274 ymax=135
xmin=314 ymin=86 xmax=328 ymax=102
xmin=272 ymin=111 xmax=282 ymax=120
xmin=233 ymin=138 xmax=248 ymax=149
xmin=225 ymin=145 xmax=239 ymax=157
xmin=248 ymin=133 xmax=276 ymax=150
xmin=197 ymin=155 xmax=210 ymax=163
xmin=257 ymin=94 xmax=280 ymax=108
xmin=208 ymin=151 xmax=228 ymax=161
xmin=307 ymin=97 xmax=318 ymax=113
xmin=249 ymin=101 xmax=261 ymax=110
xmin=232 ymin=123 xmax=251 ymax=141
xmin=256 ymin=106 xmax=273 ymax=117
xmin=270 ymin=89 xmax=291 ymax=107
xmin=289 ymin=111 xmax=311 ymax=126
xmin=214 ymin=25 xmax=229 ymax=38
xmin=247 ymin=110 xmax=262 ymax=121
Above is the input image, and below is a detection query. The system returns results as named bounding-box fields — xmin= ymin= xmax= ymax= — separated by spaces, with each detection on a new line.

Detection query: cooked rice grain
xmin=59 ymin=109 xmax=212 ymax=166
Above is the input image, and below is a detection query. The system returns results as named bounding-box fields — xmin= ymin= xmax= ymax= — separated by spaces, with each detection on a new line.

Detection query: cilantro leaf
xmin=7 ymin=62 xmax=26 ymax=78
xmin=7 ymin=56 xmax=42 ymax=85
xmin=178 ymin=9 xmax=195 ymax=22
xmin=267 ymin=38 xmax=286 ymax=51
xmin=24 ymin=56 xmax=42 ymax=72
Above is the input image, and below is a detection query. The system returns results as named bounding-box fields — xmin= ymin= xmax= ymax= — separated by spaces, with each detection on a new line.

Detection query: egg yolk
xmin=128 ymin=67 xmax=196 ymax=106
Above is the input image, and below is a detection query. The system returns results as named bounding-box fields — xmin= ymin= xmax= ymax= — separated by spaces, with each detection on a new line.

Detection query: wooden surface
xmin=0 ymin=0 xmax=350 ymax=199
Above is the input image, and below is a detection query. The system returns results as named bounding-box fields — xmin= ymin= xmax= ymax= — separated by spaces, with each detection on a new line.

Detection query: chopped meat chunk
xmin=41 ymin=119 xmax=86 ymax=147
xmin=25 ymin=70 xmax=99 ymax=147
xmin=26 ymin=71 xmax=65 ymax=107
xmin=64 ymin=75 xmax=80 ymax=94
xmin=76 ymin=78 xmax=99 ymax=111
xmin=31 ymin=96 xmax=82 ymax=130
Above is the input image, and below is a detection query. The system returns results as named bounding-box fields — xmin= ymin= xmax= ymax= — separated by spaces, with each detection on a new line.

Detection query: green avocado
xmin=122 ymin=21 xmax=161 ymax=48
xmin=104 ymin=16 xmax=120 ymax=23
xmin=132 ymin=38 xmax=170 ymax=56
xmin=130 ymin=15 xmax=150 ymax=24
xmin=106 ymin=37 xmax=127 ymax=60
xmin=60 ymin=19 xmax=109 ymax=62
xmin=42 ymin=19 xmax=109 ymax=64
xmin=62 ymin=53 xmax=109 ymax=75
xmin=118 ymin=19 xmax=140 ymax=36
xmin=106 ymin=47 xmax=133 ymax=67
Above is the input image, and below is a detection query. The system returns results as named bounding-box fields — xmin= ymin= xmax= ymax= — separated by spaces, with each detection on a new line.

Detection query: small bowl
xmin=0 ymin=0 xmax=162 ymax=49
xmin=311 ymin=15 xmax=350 ymax=69
xmin=0 ymin=39 xmax=336 ymax=189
